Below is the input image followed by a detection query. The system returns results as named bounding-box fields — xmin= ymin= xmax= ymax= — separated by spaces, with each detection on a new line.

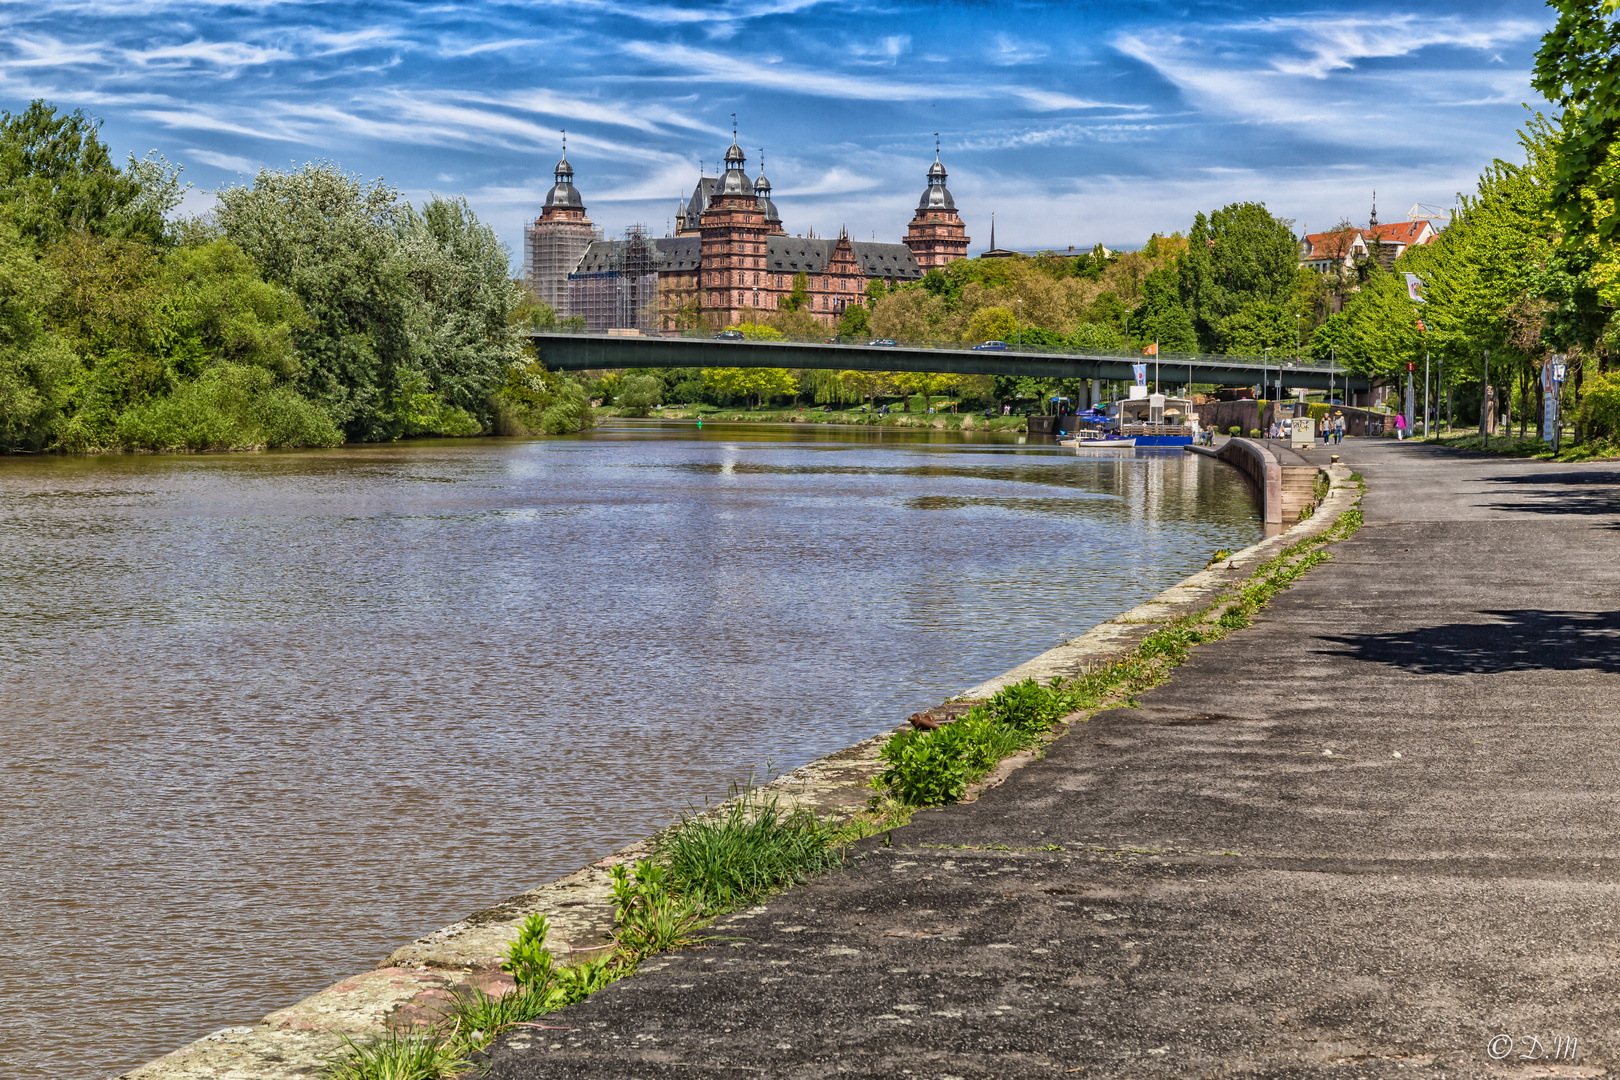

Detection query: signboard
xmin=1404 ymin=273 xmax=1425 ymax=302
xmin=1132 ymin=363 xmax=1147 ymax=385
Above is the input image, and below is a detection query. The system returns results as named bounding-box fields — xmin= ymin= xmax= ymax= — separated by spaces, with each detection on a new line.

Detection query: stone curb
xmin=118 ymin=462 xmax=1358 ymax=1080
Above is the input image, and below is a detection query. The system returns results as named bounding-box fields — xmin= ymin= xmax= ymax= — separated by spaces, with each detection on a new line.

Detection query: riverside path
xmin=483 ymin=439 xmax=1620 ymax=1079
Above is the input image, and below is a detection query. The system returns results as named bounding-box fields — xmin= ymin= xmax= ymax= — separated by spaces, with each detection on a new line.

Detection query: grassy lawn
xmin=1425 ymin=429 xmax=1620 ymax=462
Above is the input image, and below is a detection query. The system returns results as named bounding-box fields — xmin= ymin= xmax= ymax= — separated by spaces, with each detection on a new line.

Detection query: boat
xmin=1060 ymin=435 xmax=1137 ymax=447
xmin=1107 ymin=391 xmax=1196 ymax=447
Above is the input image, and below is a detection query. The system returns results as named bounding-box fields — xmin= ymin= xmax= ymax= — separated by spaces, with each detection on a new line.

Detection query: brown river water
xmin=0 ymin=422 xmax=1261 ymax=1078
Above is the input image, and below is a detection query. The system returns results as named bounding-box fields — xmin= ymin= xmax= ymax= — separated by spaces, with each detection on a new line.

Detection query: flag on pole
xmin=1132 ymin=363 xmax=1147 ymax=385
xmin=1142 ymin=342 xmax=1158 ymax=356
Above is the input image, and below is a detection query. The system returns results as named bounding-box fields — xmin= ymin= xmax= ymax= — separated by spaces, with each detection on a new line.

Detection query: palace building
xmin=538 ymin=135 xmax=970 ymax=331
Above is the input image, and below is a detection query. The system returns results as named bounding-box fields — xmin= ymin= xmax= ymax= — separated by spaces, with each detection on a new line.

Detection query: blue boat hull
xmin=1134 ymin=435 xmax=1193 ymax=447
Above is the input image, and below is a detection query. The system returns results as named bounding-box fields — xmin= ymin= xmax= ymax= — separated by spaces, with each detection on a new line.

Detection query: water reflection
xmin=0 ymin=426 xmax=1259 ymax=1078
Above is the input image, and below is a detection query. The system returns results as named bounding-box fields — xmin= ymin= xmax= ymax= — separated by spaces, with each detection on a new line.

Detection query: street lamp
xmin=1263 ymin=347 xmax=1270 ymax=404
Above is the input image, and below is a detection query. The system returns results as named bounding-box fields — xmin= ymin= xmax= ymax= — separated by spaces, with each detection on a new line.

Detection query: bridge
xmin=528 ymin=332 xmax=1366 ymax=392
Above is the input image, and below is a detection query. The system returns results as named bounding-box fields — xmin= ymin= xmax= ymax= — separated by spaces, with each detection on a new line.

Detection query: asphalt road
xmin=483 ymin=438 xmax=1620 ymax=1080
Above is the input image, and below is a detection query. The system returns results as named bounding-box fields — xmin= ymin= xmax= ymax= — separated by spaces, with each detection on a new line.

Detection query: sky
xmin=0 ymin=0 xmax=1558 ymax=266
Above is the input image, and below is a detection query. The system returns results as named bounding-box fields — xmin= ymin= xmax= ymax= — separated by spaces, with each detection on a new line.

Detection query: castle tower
xmin=755 ymin=154 xmax=785 ymax=235
xmin=523 ymin=137 xmax=598 ymax=312
xmin=700 ymin=134 xmax=770 ymax=327
xmin=903 ymin=142 xmax=970 ymax=269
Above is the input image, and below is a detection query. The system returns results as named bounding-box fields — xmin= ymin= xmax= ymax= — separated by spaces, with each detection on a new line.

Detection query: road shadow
xmin=1475 ymin=470 xmax=1620 ymax=520
xmin=1320 ymin=609 xmax=1620 ymax=674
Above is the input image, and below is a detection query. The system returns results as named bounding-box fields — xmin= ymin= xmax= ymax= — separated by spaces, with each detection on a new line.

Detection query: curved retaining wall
xmin=1193 ymin=438 xmax=1323 ymax=525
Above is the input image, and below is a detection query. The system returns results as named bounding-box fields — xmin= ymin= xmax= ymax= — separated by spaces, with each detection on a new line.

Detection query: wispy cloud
xmin=0 ymin=0 xmax=1556 ymax=262
xmin=185 ymin=146 xmax=260 ymax=172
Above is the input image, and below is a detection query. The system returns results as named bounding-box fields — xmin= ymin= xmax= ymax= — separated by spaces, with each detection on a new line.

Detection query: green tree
xmin=1216 ymin=301 xmax=1297 ymax=357
xmin=490 ymin=359 xmax=593 ymax=434
xmin=1066 ymin=322 xmax=1127 ymax=353
xmin=701 ymin=366 xmax=796 ymax=408
xmin=617 ymin=372 xmax=664 ymax=416
xmin=963 ymin=306 xmax=1017 ymax=343
xmin=1177 ymin=202 xmax=1299 ymax=350
xmin=396 ymin=194 xmax=528 ymax=425
xmin=215 ymin=162 xmax=412 ymax=440
xmin=1128 ymin=267 xmax=1198 ymax=352
xmin=836 ymin=303 xmax=871 ymax=339
xmin=779 ymin=272 xmax=810 ymax=313
xmin=0 ymin=100 xmax=181 ymax=246
xmin=1532 ymin=0 xmax=1620 ymax=259
xmin=0 ymin=219 xmax=75 ymax=450
xmin=1307 ymin=268 xmax=1423 ymax=378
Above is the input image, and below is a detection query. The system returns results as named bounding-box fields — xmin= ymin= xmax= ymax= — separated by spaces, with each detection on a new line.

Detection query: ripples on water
xmin=0 ymin=422 xmax=1261 ymax=1078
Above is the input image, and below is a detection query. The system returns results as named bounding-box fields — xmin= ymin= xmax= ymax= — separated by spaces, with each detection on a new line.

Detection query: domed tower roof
xmin=918 ymin=147 xmax=955 ymax=212
xmin=543 ymin=137 xmax=584 ymax=210
xmin=718 ymin=137 xmax=751 ymax=196
xmin=754 ymin=153 xmax=780 ymax=226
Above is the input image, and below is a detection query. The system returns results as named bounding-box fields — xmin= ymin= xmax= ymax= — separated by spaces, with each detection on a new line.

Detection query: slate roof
xmin=757 ymin=238 xmax=921 ymax=280
xmin=850 ymin=241 xmax=923 ymax=280
xmin=681 ymin=178 xmax=717 ymax=232
xmin=570 ymin=236 xmax=702 ymax=276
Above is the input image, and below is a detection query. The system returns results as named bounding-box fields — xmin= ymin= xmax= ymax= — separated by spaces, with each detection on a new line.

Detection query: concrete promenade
xmin=485 ymin=439 xmax=1620 ymax=1079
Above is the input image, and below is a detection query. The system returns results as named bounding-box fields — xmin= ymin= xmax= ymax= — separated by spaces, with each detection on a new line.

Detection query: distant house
xmin=1299 ymin=206 xmax=1438 ymax=274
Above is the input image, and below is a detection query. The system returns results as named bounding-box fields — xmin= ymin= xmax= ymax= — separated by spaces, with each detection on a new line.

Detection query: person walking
xmin=1334 ymin=412 xmax=1345 ymax=444
xmin=1394 ymin=412 xmax=1407 ymax=440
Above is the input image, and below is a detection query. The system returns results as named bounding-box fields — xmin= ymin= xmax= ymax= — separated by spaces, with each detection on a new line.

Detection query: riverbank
xmin=600 ymin=404 xmax=1032 ymax=432
xmin=478 ymin=437 xmax=1620 ymax=1078
xmin=118 ymin=446 xmax=1335 ymax=1080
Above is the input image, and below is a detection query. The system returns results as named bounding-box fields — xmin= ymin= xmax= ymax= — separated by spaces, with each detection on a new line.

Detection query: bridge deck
xmin=529 ymin=333 xmax=1364 ymax=391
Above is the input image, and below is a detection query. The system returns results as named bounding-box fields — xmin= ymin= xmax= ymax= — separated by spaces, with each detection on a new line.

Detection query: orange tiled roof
xmin=1300 ymin=220 xmax=1435 ymax=259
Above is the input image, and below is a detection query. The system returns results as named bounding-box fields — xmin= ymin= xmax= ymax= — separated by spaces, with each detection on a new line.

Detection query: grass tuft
xmin=323 ymin=1029 xmax=469 ymax=1080
xmin=656 ymin=781 xmax=845 ymax=912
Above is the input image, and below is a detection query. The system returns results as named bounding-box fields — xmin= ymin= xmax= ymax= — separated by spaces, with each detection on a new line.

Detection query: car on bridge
xmin=972 ymin=340 xmax=1008 ymax=351
xmin=713 ymin=329 xmax=744 ymax=340
xmin=867 ymin=338 xmax=896 ymax=347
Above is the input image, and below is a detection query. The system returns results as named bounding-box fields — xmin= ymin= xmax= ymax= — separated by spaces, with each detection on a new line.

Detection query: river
xmin=0 ymin=422 xmax=1261 ymax=1078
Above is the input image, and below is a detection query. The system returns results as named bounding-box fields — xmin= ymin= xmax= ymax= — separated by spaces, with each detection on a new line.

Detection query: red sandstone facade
xmin=568 ymin=139 xmax=969 ymax=330
xmin=903 ymin=153 xmax=970 ymax=269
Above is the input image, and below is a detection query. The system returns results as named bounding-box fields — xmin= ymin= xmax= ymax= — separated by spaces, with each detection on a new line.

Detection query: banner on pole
xmin=1404 ymin=273 xmax=1425 ymax=302
xmin=1132 ymin=363 xmax=1147 ymax=385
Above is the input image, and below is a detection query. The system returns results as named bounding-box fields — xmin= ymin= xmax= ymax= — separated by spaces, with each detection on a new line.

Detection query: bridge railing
xmin=528 ymin=326 xmax=1344 ymax=372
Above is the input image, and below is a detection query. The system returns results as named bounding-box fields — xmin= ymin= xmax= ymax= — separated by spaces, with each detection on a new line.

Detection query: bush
xmin=1579 ymin=370 xmax=1620 ymax=442
xmin=617 ymin=372 xmax=663 ymax=417
xmin=1249 ymin=428 xmax=1261 ymax=438
xmin=1228 ymin=425 xmax=1241 ymax=436
xmin=877 ymin=679 xmax=1081 ymax=807
xmin=115 ymin=363 xmax=343 ymax=450
xmin=490 ymin=360 xmax=594 ymax=435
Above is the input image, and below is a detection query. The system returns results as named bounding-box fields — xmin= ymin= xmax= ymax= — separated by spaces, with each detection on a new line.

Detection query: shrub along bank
xmin=0 ymin=100 xmax=593 ymax=454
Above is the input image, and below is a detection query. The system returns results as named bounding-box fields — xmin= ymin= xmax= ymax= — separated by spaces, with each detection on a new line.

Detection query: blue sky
xmin=0 ymin=0 xmax=1555 ymax=265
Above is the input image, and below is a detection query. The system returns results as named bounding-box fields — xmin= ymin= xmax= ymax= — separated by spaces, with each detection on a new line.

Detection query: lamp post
xmin=1481 ymin=347 xmax=1490 ymax=446
xmin=1263 ymin=347 xmax=1270 ymax=403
